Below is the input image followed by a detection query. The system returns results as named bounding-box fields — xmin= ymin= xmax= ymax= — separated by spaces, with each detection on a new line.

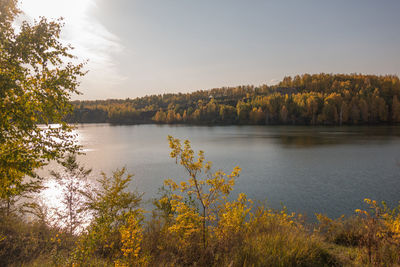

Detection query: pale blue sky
xmin=22 ymin=0 xmax=400 ymax=99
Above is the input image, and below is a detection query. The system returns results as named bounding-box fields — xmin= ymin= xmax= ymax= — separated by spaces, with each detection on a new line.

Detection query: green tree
xmin=0 ymin=0 xmax=85 ymax=214
xmin=77 ymin=168 xmax=142 ymax=260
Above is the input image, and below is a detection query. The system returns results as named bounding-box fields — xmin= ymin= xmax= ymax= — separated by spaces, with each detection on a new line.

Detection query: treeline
xmin=69 ymin=73 xmax=400 ymax=125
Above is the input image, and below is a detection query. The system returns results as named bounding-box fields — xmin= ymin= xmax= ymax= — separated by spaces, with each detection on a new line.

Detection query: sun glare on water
xmin=40 ymin=179 xmax=63 ymax=211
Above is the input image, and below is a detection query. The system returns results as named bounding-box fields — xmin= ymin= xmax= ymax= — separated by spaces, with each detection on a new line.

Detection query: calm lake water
xmin=45 ymin=124 xmax=400 ymax=220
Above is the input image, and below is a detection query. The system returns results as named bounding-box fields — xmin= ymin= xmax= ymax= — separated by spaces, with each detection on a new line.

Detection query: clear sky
xmin=20 ymin=0 xmax=400 ymax=100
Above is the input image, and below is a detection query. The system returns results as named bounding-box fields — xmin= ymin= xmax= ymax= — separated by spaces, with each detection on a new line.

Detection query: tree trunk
xmin=202 ymin=206 xmax=206 ymax=249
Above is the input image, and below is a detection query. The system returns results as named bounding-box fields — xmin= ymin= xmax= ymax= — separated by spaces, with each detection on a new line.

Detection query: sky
xmin=20 ymin=0 xmax=400 ymax=100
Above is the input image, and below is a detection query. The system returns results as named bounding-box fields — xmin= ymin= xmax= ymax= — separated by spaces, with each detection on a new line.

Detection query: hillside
xmin=69 ymin=73 xmax=400 ymax=125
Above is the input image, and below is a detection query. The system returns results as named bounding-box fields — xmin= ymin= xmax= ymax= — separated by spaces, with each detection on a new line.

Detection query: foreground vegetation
xmin=2 ymin=136 xmax=400 ymax=266
xmin=69 ymin=74 xmax=400 ymax=126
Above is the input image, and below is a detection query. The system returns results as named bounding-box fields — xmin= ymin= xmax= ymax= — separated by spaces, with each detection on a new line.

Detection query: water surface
xmin=47 ymin=124 xmax=400 ymax=219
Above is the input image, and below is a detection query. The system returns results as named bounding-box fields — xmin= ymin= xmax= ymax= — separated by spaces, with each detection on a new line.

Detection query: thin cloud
xmin=19 ymin=0 xmax=126 ymax=98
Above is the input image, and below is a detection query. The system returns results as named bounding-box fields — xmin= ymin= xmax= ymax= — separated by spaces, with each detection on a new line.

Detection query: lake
xmin=44 ymin=124 xmax=400 ymax=220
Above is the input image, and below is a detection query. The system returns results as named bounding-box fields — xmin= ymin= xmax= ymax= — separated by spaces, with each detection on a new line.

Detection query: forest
xmin=69 ymin=73 xmax=400 ymax=125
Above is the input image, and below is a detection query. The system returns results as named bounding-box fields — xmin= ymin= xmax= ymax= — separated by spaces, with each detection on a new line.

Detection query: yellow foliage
xmin=164 ymin=136 xmax=242 ymax=249
xmin=353 ymin=198 xmax=400 ymax=264
xmin=250 ymin=204 xmax=297 ymax=231
xmin=167 ymin=201 xmax=202 ymax=249
xmin=215 ymin=193 xmax=252 ymax=240
xmin=120 ymin=212 xmax=143 ymax=259
xmin=119 ymin=210 xmax=147 ymax=266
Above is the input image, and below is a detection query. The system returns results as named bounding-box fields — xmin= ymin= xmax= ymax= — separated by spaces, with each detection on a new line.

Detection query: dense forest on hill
xmin=69 ymin=73 xmax=400 ymax=125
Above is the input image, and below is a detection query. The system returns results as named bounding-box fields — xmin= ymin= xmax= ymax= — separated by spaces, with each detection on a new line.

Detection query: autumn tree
xmin=219 ymin=105 xmax=236 ymax=123
xmin=164 ymin=136 xmax=241 ymax=249
xmin=392 ymin=95 xmax=400 ymax=123
xmin=0 ymin=0 xmax=85 ymax=214
xmin=153 ymin=109 xmax=166 ymax=123
xmin=359 ymin=98 xmax=369 ymax=123
xmin=280 ymin=105 xmax=288 ymax=123
xmin=236 ymin=101 xmax=250 ymax=123
xmin=166 ymin=109 xmax=176 ymax=123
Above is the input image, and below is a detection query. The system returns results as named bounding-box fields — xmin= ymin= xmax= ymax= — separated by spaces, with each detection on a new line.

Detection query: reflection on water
xmin=43 ymin=124 xmax=400 ymax=220
xmin=40 ymin=163 xmax=93 ymax=231
xmin=279 ymin=134 xmax=343 ymax=147
xmin=275 ymin=127 xmax=400 ymax=148
xmin=41 ymin=179 xmax=63 ymax=211
xmin=219 ymin=126 xmax=400 ymax=148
